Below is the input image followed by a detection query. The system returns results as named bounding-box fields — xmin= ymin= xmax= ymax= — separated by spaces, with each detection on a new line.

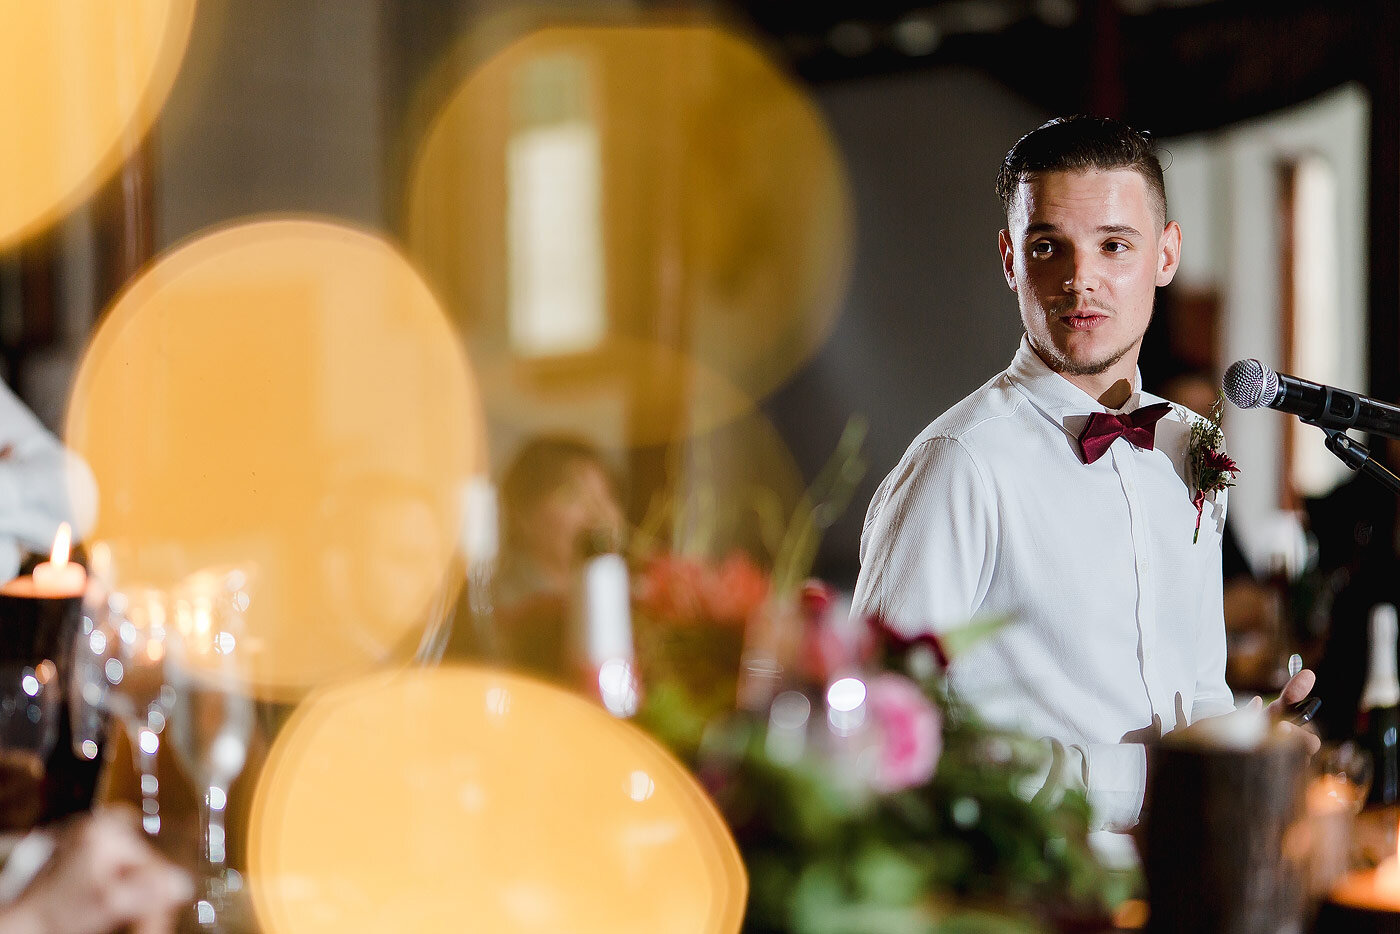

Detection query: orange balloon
xmin=0 ymin=0 xmax=196 ymax=248
xmin=248 ymin=666 xmax=746 ymax=934
xmin=407 ymin=23 xmax=853 ymax=444
xmin=66 ymin=218 xmax=485 ymax=698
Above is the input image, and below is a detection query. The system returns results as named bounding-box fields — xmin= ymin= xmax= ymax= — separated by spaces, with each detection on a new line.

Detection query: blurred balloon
xmin=247 ymin=666 xmax=745 ymax=934
xmin=0 ymin=0 xmax=196 ymax=248
xmin=65 ymin=218 xmax=485 ymax=699
xmin=407 ymin=23 xmax=853 ymax=445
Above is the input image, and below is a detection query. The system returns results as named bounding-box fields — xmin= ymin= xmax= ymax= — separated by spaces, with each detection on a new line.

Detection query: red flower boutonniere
xmin=1187 ymin=396 xmax=1239 ymax=544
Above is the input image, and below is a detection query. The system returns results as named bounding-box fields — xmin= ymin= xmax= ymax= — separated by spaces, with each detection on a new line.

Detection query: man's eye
xmin=1103 ymin=240 xmax=1129 ymax=253
xmin=1029 ymin=241 xmax=1054 ymax=256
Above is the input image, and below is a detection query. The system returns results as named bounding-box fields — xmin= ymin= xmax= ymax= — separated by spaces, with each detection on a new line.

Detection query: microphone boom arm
xmin=1289 ymin=382 xmax=1400 ymax=439
xmin=1321 ymin=428 xmax=1400 ymax=496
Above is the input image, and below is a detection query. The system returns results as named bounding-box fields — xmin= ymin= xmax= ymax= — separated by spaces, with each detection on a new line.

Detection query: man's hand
xmin=1266 ymin=668 xmax=1322 ymax=755
xmin=0 ymin=807 xmax=192 ymax=934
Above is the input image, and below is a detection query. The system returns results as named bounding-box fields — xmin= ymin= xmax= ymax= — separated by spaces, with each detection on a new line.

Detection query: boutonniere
xmin=1186 ymin=395 xmax=1239 ymax=543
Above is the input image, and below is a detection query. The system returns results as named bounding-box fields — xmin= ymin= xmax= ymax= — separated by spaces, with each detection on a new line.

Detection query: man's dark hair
xmin=995 ymin=115 xmax=1166 ymax=225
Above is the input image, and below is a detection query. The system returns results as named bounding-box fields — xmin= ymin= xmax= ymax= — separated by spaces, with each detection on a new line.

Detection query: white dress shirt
xmin=0 ymin=379 xmax=97 ymax=581
xmin=852 ymin=336 xmax=1233 ymax=833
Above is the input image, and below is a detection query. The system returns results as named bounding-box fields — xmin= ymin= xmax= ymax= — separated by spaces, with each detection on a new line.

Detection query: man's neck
xmin=1029 ymin=341 xmax=1139 ymax=409
xmin=1067 ymin=373 xmax=1135 ymax=409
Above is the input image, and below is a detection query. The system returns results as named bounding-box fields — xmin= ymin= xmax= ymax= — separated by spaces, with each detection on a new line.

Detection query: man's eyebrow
xmin=1022 ymin=222 xmax=1143 ymax=238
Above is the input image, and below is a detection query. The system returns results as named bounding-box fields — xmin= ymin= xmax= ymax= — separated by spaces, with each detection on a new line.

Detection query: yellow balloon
xmin=66 ymin=218 xmax=485 ymax=699
xmin=407 ymin=23 xmax=853 ymax=444
xmin=248 ymin=666 xmax=746 ymax=934
xmin=0 ymin=0 xmax=195 ymax=248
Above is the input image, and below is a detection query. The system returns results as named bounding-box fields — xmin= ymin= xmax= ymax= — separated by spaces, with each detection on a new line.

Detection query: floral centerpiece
xmin=632 ymin=420 xmax=1131 ymax=933
xmin=640 ymin=591 xmax=1130 ymax=933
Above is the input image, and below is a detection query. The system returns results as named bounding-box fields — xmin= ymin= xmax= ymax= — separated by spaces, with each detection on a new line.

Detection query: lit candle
xmin=1331 ymin=857 xmax=1400 ymax=912
xmin=24 ymin=523 xmax=86 ymax=597
xmin=1321 ymin=815 xmax=1400 ymax=931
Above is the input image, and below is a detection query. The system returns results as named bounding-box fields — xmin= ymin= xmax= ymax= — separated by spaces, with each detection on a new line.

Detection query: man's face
xmin=999 ymin=168 xmax=1180 ymax=388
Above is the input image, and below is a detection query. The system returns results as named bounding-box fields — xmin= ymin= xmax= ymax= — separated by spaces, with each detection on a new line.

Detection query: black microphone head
xmin=1223 ymin=359 xmax=1280 ymax=409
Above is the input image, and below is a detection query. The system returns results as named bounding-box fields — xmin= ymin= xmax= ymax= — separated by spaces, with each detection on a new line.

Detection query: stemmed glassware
xmin=69 ymin=543 xmax=116 ymax=764
xmin=100 ymin=586 xmax=180 ymax=836
xmin=0 ymin=660 xmax=61 ymax=829
xmin=164 ymin=567 xmax=255 ymax=929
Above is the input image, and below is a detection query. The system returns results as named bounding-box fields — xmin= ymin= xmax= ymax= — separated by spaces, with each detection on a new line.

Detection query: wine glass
xmin=164 ymin=567 xmax=255 ymax=928
xmin=1313 ymin=740 xmax=1373 ymax=815
xmin=0 ymin=660 xmax=60 ymax=831
xmin=68 ymin=542 xmax=115 ymax=764
xmin=101 ymin=586 xmax=179 ymax=836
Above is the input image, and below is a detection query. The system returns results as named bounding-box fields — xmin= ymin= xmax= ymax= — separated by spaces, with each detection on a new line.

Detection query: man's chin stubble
xmin=1034 ymin=336 xmax=1136 ymax=378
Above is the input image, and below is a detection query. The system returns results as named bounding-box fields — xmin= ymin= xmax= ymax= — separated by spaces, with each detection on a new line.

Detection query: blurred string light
xmin=65 ymin=218 xmax=485 ymax=700
xmin=248 ymin=666 xmax=745 ymax=934
xmin=0 ymin=0 xmax=196 ymax=248
xmin=406 ymin=24 xmax=853 ymax=447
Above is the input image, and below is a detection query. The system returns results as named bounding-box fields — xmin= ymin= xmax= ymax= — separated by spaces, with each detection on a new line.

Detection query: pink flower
xmin=799 ymin=580 xmax=833 ymax=621
xmin=867 ymin=673 xmax=942 ymax=793
xmin=796 ymin=580 xmax=843 ymax=681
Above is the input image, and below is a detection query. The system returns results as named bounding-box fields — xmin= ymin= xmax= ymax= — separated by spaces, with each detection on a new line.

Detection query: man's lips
xmin=1057 ymin=310 xmax=1108 ymax=331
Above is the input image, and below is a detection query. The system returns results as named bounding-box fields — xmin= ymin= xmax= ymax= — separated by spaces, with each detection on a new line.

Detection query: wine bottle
xmin=1360 ymin=603 xmax=1400 ymax=806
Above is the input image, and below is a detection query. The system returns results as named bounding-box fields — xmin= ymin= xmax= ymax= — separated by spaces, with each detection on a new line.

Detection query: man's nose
xmin=1063 ymin=255 xmax=1097 ymax=293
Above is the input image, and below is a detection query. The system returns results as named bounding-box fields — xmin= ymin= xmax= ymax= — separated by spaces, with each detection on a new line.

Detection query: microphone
xmin=1223 ymin=359 xmax=1400 ymax=440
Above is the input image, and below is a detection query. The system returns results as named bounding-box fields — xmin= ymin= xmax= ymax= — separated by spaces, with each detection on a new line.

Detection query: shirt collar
xmin=1006 ymin=334 xmax=1163 ymax=443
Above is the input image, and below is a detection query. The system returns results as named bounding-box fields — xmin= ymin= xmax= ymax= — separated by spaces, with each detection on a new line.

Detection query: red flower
xmin=635 ymin=551 xmax=769 ymax=628
xmin=702 ymin=552 xmax=770 ymax=627
xmin=799 ymin=580 xmax=834 ymax=621
xmin=798 ymin=580 xmax=850 ymax=682
xmin=635 ymin=554 xmax=708 ymax=625
xmin=1202 ymin=448 xmax=1239 ymax=476
xmin=865 ymin=613 xmax=949 ymax=671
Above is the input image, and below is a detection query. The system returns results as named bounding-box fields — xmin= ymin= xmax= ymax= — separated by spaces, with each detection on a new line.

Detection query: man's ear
xmin=998 ymin=228 xmax=1017 ymax=291
xmin=1155 ymin=220 xmax=1182 ymax=287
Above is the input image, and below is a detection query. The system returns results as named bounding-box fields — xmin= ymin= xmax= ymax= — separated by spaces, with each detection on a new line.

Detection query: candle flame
xmin=48 ymin=522 xmax=71 ymax=567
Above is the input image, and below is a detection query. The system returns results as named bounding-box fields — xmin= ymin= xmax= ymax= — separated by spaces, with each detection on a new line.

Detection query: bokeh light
xmin=407 ymin=23 xmax=853 ymax=446
xmin=0 ymin=0 xmax=196 ymax=248
xmin=248 ymin=666 xmax=745 ymax=933
xmin=66 ymin=218 xmax=485 ymax=698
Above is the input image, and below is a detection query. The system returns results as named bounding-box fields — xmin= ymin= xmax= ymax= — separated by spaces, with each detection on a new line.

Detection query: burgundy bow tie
xmin=1077 ymin=401 xmax=1173 ymax=464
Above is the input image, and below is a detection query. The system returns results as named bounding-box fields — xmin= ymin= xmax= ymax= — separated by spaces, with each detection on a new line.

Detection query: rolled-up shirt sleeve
xmin=1045 ymin=740 xmax=1149 ymax=833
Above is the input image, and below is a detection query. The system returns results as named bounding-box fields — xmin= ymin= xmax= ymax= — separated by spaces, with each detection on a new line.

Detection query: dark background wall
xmin=762 ymin=67 xmax=1045 ymax=584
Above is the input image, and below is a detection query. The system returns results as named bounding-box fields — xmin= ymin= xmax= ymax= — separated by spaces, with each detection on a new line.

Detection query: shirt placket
xmin=1110 ymin=443 xmax=1168 ymax=727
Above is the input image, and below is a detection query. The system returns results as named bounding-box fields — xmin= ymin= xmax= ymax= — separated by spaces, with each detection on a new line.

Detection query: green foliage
xmin=640 ymin=683 xmax=1133 ymax=934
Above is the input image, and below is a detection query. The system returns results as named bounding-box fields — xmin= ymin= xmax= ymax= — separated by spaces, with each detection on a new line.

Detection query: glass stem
xmin=207 ymin=784 xmax=230 ymax=900
xmin=131 ymin=720 xmax=159 ymax=836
